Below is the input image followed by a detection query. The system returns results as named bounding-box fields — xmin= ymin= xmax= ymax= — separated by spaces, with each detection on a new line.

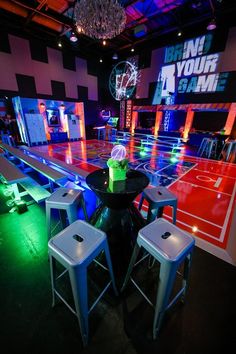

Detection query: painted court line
xmin=164 ymin=214 xmax=223 ymax=241
xmin=168 ymin=163 xmax=197 ymax=187
xmin=178 ymin=209 xmax=222 ymax=228
xmin=214 ymin=177 xmax=222 ymax=188
xmin=220 ymin=181 xmax=236 ymax=242
xmin=183 ymin=180 xmax=231 ymax=196
xmin=194 ymin=167 xmax=236 ymax=179
xmin=177 ymin=175 xmax=233 ymax=196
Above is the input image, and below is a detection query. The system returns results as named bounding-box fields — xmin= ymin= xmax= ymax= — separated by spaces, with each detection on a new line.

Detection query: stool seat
xmin=46 ymin=187 xmax=88 ymax=240
xmin=122 ymin=218 xmax=195 ymax=339
xmin=139 ymin=186 xmax=177 ymax=224
xmin=138 ymin=218 xmax=194 ymax=261
xmin=48 ymin=220 xmax=118 ymax=346
xmin=46 ymin=187 xmax=81 ymax=206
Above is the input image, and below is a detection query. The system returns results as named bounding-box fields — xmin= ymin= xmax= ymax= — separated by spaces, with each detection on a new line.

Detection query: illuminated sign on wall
xmin=109 ymin=60 xmax=139 ymax=101
xmin=153 ymin=34 xmax=229 ymax=103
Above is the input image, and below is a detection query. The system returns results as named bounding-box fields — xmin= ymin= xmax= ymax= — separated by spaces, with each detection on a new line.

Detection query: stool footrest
xmin=166 ymin=286 xmax=185 ymax=311
xmin=54 ymin=289 xmax=77 ymax=316
xmin=130 ymin=277 xmax=154 ymax=308
xmin=93 ymin=258 xmax=108 ymax=271
xmin=89 ymin=280 xmax=112 ymax=314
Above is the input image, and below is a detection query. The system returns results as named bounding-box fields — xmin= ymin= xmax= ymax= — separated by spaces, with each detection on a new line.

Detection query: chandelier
xmin=74 ymin=0 xmax=126 ymax=40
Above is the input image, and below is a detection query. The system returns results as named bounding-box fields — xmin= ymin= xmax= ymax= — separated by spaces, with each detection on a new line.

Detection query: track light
xmin=112 ymin=53 xmax=118 ymax=60
xmin=70 ymin=32 xmax=78 ymax=42
xmin=207 ymin=18 xmax=216 ymax=30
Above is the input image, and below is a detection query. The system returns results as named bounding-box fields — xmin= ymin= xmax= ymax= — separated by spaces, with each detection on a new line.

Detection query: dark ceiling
xmin=1 ymin=0 xmax=236 ymax=60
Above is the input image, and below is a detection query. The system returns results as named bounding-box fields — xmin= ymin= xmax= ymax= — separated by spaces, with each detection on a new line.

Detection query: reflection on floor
xmin=30 ymin=138 xmax=236 ymax=266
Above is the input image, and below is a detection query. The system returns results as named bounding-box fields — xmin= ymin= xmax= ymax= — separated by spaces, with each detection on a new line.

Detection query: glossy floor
xmin=30 ymin=138 xmax=236 ymax=266
xmin=1 ymin=140 xmax=236 ymax=353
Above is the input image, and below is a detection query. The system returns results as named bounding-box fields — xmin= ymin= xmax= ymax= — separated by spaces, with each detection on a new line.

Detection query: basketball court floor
xmin=29 ymin=138 xmax=236 ymax=266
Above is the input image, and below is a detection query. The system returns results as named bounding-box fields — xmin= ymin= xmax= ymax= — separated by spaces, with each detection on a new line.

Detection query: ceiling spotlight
xmin=112 ymin=53 xmax=118 ymax=60
xmin=77 ymin=25 xmax=83 ymax=33
xmin=102 ymin=40 xmax=107 ymax=46
xmin=191 ymin=1 xmax=202 ymax=9
xmin=177 ymin=31 xmax=182 ymax=37
xmin=99 ymin=58 xmax=103 ymax=63
xmin=70 ymin=32 xmax=78 ymax=43
xmin=131 ymin=47 xmax=134 ymax=52
xmin=134 ymin=24 xmax=147 ymax=38
xmin=207 ymin=18 xmax=216 ymax=30
xmin=58 ymin=41 xmax=62 ymax=48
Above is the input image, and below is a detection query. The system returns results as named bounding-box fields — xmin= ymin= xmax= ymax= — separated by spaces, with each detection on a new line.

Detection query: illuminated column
xmin=183 ymin=108 xmax=194 ymax=141
xmin=59 ymin=105 xmax=67 ymax=133
xmin=38 ymin=101 xmax=50 ymax=141
xmin=75 ymin=102 xmax=86 ymax=140
xmin=154 ymin=111 xmax=163 ymax=136
xmin=125 ymin=100 xmax=132 ymax=130
xmin=131 ymin=110 xmax=138 ymax=134
xmin=224 ymin=103 xmax=236 ymax=135
xmin=119 ymin=101 xmax=126 ymax=129
xmin=163 ymin=94 xmax=174 ymax=131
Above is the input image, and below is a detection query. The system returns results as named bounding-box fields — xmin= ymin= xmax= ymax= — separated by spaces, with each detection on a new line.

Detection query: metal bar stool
xmin=121 ymin=218 xmax=195 ymax=339
xmin=48 ymin=220 xmax=118 ymax=346
xmin=219 ymin=140 xmax=236 ymax=162
xmin=138 ymin=186 xmax=177 ymax=224
xmin=197 ymin=137 xmax=209 ymax=156
xmin=198 ymin=138 xmax=217 ymax=158
xmin=46 ymin=187 xmax=88 ymax=240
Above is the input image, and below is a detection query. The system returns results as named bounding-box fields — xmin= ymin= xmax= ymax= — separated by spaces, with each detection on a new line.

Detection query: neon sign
xmin=109 ymin=60 xmax=139 ymax=101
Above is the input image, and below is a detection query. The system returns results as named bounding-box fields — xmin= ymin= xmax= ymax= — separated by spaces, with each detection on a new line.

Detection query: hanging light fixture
xmin=207 ymin=0 xmax=217 ymax=30
xmin=74 ymin=0 xmax=126 ymax=40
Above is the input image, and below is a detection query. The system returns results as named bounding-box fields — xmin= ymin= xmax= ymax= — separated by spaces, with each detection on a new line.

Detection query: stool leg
xmin=226 ymin=143 xmax=233 ymax=161
xmin=49 ymin=254 xmax=57 ymax=307
xmin=46 ymin=203 xmax=51 ymax=240
xmin=138 ymin=193 xmax=144 ymax=210
xmin=67 ymin=205 xmax=78 ymax=224
xmin=153 ymin=262 xmax=178 ymax=339
xmin=59 ymin=209 xmax=67 ymax=229
xmin=80 ymin=194 xmax=89 ymax=222
xmin=172 ymin=201 xmax=177 ymax=225
xmin=181 ymin=252 xmax=192 ymax=302
xmin=121 ymin=243 xmax=141 ymax=292
xmin=146 ymin=205 xmax=160 ymax=223
xmin=69 ymin=267 xmax=89 ymax=347
xmin=103 ymin=241 xmax=118 ymax=296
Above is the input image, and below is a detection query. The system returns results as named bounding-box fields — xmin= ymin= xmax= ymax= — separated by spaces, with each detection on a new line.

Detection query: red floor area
xmin=31 ymin=139 xmax=236 ymax=264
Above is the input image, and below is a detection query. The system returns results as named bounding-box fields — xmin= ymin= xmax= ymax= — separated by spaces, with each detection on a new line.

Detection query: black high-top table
xmin=86 ymin=168 xmax=149 ymax=282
